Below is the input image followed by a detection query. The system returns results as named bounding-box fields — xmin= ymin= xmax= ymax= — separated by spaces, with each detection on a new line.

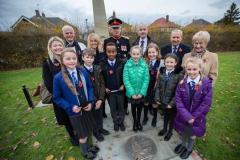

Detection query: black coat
xmin=160 ymin=43 xmax=191 ymax=73
xmin=103 ymin=36 xmax=130 ymax=60
xmin=154 ymin=67 xmax=182 ymax=108
xmin=84 ymin=65 xmax=105 ymax=101
xmin=42 ymin=58 xmax=70 ymax=125
xmin=100 ymin=58 xmax=125 ymax=91
xmin=132 ymin=35 xmax=154 ymax=46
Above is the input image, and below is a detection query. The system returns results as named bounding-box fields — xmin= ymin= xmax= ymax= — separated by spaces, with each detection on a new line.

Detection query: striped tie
xmin=71 ymin=72 xmax=78 ymax=85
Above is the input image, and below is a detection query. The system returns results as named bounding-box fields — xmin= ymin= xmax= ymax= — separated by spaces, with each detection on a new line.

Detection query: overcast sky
xmin=0 ymin=0 xmax=239 ymax=31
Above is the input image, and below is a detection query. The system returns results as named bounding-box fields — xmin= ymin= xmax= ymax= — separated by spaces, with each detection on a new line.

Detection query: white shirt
xmin=187 ymin=75 xmax=201 ymax=84
xmin=139 ymin=37 xmax=148 ymax=53
xmin=165 ymin=69 xmax=175 ymax=75
xmin=108 ymin=59 xmax=116 ymax=66
xmin=149 ymin=59 xmax=157 ymax=66
xmin=84 ymin=64 xmax=93 ymax=71
xmin=67 ymin=68 xmax=78 ymax=82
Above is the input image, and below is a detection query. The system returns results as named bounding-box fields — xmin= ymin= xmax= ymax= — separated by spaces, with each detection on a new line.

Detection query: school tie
xmin=150 ymin=61 xmax=154 ymax=68
xmin=71 ymin=72 xmax=78 ymax=86
xmin=111 ymin=62 xmax=114 ymax=67
xmin=140 ymin=40 xmax=144 ymax=55
xmin=190 ymin=81 xmax=196 ymax=91
xmin=173 ymin=46 xmax=177 ymax=54
xmin=88 ymin=67 xmax=93 ymax=72
xmin=165 ymin=72 xmax=171 ymax=81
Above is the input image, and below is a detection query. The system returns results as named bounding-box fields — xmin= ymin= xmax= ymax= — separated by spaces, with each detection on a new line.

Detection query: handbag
xmin=40 ymin=59 xmax=52 ymax=104
xmin=40 ymin=81 xmax=52 ymax=104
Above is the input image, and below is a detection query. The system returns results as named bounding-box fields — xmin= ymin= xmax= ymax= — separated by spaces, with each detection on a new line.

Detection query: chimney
xmin=166 ymin=15 xmax=169 ymax=22
xmin=35 ymin=10 xmax=40 ymax=17
xmin=113 ymin=11 xmax=116 ymax=18
xmin=42 ymin=12 xmax=45 ymax=18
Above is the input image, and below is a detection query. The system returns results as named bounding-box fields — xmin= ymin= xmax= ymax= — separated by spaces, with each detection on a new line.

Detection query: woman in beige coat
xmin=182 ymin=31 xmax=218 ymax=85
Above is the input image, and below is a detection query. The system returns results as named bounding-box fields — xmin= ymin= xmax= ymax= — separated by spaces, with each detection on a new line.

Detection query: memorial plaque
xmin=125 ymin=135 xmax=157 ymax=160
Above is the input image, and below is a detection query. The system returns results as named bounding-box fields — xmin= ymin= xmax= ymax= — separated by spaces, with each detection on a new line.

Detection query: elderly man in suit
xmin=161 ymin=29 xmax=191 ymax=73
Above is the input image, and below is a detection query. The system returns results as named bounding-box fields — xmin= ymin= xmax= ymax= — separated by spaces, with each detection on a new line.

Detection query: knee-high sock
xmin=80 ymin=142 xmax=88 ymax=154
xmin=187 ymin=137 xmax=195 ymax=151
xmin=131 ymin=104 xmax=137 ymax=122
xmin=137 ymin=105 xmax=143 ymax=122
xmin=143 ymin=104 xmax=148 ymax=119
xmin=152 ymin=107 xmax=157 ymax=120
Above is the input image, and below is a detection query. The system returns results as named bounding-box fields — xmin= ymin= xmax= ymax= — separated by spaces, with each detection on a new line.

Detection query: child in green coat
xmin=123 ymin=45 xmax=150 ymax=132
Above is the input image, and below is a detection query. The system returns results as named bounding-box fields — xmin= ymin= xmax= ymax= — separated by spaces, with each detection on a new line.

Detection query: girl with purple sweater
xmin=174 ymin=57 xmax=212 ymax=159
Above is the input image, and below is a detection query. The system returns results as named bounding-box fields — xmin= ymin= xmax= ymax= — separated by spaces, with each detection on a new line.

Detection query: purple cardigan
xmin=174 ymin=77 xmax=212 ymax=137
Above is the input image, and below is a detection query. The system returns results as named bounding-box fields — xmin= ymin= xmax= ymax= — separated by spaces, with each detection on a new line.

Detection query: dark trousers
xmin=131 ymin=102 xmax=143 ymax=123
xmin=143 ymin=104 xmax=157 ymax=119
xmin=162 ymin=108 xmax=176 ymax=132
xmin=92 ymin=104 xmax=103 ymax=135
xmin=107 ymin=92 xmax=125 ymax=124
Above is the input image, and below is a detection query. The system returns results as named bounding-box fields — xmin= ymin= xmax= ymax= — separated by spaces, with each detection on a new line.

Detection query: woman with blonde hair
xmin=182 ymin=31 xmax=218 ymax=85
xmin=87 ymin=33 xmax=106 ymax=65
xmin=42 ymin=36 xmax=79 ymax=146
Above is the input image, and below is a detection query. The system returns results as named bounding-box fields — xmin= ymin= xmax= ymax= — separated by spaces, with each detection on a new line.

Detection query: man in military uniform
xmin=103 ymin=17 xmax=130 ymax=61
xmin=103 ymin=17 xmax=130 ymax=115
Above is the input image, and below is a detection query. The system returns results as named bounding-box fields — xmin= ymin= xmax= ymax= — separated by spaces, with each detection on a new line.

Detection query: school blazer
xmin=53 ymin=67 xmax=94 ymax=116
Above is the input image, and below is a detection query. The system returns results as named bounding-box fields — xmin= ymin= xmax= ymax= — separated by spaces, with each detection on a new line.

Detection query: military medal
xmin=121 ymin=45 xmax=127 ymax=51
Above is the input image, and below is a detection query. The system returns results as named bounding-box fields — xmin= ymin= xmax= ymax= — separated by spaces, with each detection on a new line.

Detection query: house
xmin=185 ymin=18 xmax=211 ymax=27
xmin=148 ymin=15 xmax=180 ymax=32
xmin=10 ymin=10 xmax=78 ymax=34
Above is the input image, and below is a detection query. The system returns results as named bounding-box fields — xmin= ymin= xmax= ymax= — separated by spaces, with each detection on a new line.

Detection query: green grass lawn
xmin=0 ymin=51 xmax=240 ymax=160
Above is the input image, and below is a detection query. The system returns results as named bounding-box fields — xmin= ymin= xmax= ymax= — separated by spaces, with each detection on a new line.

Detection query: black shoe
xmin=119 ymin=123 xmax=126 ymax=131
xmin=174 ymin=144 xmax=186 ymax=154
xmin=88 ymin=145 xmax=100 ymax=154
xmin=99 ymin=128 xmax=110 ymax=135
xmin=83 ymin=151 xmax=96 ymax=159
xmin=180 ymin=149 xmax=192 ymax=159
xmin=133 ymin=121 xmax=138 ymax=132
xmin=70 ymin=137 xmax=79 ymax=146
xmin=142 ymin=117 xmax=148 ymax=125
xmin=137 ymin=122 xmax=143 ymax=131
xmin=158 ymin=129 xmax=167 ymax=136
xmin=114 ymin=124 xmax=119 ymax=131
xmin=94 ymin=133 xmax=104 ymax=142
xmin=164 ymin=132 xmax=173 ymax=141
xmin=151 ymin=118 xmax=157 ymax=127
xmin=103 ymin=112 xmax=107 ymax=118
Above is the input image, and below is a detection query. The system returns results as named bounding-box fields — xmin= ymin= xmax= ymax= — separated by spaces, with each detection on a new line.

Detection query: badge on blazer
xmin=109 ymin=70 xmax=114 ymax=74
xmin=121 ymin=45 xmax=127 ymax=51
xmin=78 ymin=81 xmax=83 ymax=88
xmin=91 ymin=77 xmax=95 ymax=81
xmin=179 ymin=48 xmax=183 ymax=52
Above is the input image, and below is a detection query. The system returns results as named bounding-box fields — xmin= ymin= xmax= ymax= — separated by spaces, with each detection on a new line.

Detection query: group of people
xmin=42 ymin=16 xmax=218 ymax=159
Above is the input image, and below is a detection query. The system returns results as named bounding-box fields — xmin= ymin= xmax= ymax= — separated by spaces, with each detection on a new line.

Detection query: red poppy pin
xmin=78 ymin=81 xmax=83 ymax=88
xmin=151 ymin=70 xmax=155 ymax=75
xmin=194 ymin=84 xmax=199 ymax=91
xmin=179 ymin=48 xmax=183 ymax=52
xmin=109 ymin=70 xmax=114 ymax=74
